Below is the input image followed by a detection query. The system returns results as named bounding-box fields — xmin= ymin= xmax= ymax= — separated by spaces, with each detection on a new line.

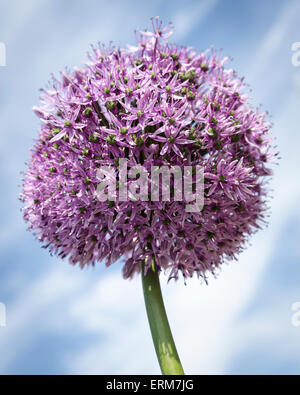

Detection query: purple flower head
xmin=21 ymin=19 xmax=276 ymax=281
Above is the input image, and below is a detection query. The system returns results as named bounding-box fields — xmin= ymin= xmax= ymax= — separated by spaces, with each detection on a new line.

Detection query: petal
xmin=160 ymin=143 xmax=169 ymax=155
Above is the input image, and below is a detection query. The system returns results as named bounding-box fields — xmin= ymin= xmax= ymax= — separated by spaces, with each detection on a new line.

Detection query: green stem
xmin=142 ymin=259 xmax=184 ymax=375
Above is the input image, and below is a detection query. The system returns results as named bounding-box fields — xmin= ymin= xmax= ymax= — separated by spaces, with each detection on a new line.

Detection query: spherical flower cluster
xmin=21 ymin=18 xmax=275 ymax=281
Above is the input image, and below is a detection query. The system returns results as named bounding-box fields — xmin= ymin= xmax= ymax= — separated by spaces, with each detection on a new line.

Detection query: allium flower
xmin=21 ymin=18 xmax=275 ymax=283
xmin=21 ymin=17 xmax=276 ymax=376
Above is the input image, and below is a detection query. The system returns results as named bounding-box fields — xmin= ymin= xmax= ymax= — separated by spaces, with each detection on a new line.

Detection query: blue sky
xmin=0 ymin=0 xmax=300 ymax=374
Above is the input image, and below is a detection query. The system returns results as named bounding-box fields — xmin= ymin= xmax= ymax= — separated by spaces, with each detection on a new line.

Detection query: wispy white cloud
xmin=171 ymin=0 xmax=220 ymax=41
xmin=0 ymin=233 xmax=272 ymax=374
xmin=0 ymin=266 xmax=87 ymax=372
xmin=63 ymin=233 xmax=272 ymax=374
xmin=246 ymin=0 xmax=300 ymax=81
xmin=0 ymin=0 xmax=46 ymax=43
xmin=230 ymin=287 xmax=300 ymax=373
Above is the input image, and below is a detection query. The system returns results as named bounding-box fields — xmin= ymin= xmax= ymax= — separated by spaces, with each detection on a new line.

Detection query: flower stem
xmin=142 ymin=259 xmax=184 ymax=375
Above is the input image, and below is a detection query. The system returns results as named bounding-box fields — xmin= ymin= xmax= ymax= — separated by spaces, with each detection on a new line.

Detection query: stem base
xmin=142 ymin=260 xmax=184 ymax=375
